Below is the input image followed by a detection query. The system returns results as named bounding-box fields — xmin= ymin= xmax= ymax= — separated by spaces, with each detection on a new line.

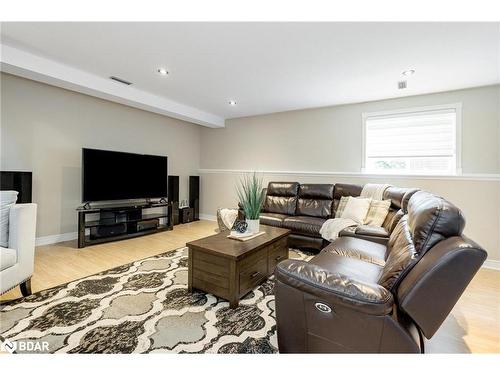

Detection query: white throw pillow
xmin=0 ymin=191 xmax=18 ymax=247
xmin=364 ymin=199 xmax=391 ymax=227
xmin=340 ymin=197 xmax=372 ymax=224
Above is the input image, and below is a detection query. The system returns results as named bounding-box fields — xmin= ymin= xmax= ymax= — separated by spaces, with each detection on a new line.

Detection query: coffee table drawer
xmin=268 ymin=245 xmax=288 ymax=274
xmin=239 ymin=256 xmax=267 ymax=295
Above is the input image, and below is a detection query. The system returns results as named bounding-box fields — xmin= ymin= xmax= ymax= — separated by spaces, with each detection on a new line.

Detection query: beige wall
xmin=1 ymin=73 xmax=499 ymax=263
xmin=1 ymin=73 xmax=201 ymax=238
xmin=199 ymin=85 xmax=500 ymax=262
xmin=201 ymin=85 xmax=500 ymax=173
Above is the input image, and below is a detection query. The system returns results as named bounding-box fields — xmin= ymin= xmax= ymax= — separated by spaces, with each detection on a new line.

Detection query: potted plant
xmin=236 ymin=172 xmax=265 ymax=234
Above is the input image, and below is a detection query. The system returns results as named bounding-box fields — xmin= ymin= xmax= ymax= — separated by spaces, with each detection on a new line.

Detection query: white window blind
xmin=364 ymin=107 xmax=459 ymax=175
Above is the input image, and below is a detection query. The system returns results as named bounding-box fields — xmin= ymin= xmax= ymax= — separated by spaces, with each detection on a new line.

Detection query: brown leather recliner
xmin=274 ymin=190 xmax=487 ymax=353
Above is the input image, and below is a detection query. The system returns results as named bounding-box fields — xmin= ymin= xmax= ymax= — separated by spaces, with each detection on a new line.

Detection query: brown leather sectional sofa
xmin=260 ymin=182 xmax=487 ymax=353
xmin=260 ymin=182 xmax=418 ymax=250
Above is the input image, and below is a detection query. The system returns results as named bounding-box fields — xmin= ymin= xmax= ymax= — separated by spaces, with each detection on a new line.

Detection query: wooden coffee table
xmin=186 ymin=225 xmax=290 ymax=308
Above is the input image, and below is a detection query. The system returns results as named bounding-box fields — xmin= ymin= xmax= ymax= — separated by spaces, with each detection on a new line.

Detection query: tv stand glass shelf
xmin=77 ymin=202 xmax=173 ymax=248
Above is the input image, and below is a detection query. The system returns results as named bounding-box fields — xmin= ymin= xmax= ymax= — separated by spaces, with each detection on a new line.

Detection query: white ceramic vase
xmin=246 ymin=219 xmax=260 ymax=234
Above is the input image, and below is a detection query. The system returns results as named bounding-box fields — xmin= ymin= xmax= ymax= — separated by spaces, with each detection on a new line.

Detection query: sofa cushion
xmin=380 ymin=216 xmax=416 ymax=290
xmin=296 ymin=184 xmax=334 ymax=218
xmin=383 ymin=187 xmax=419 ymax=211
xmin=260 ymin=213 xmax=289 ymax=228
xmin=333 ymin=183 xmax=363 ymax=200
xmin=0 ymin=246 xmax=17 ymax=271
xmin=1 ymin=191 xmax=18 ymax=248
xmin=323 ymin=236 xmax=387 ymax=266
xmin=364 ymin=199 xmax=391 ymax=226
xmin=340 ymin=197 xmax=371 ymax=224
xmin=264 ymin=196 xmax=298 ymax=215
xmin=283 ymin=216 xmax=326 ymax=237
xmin=407 ymin=191 xmax=465 ymax=256
xmin=334 ymin=196 xmax=349 ymax=218
xmin=332 ymin=183 xmax=363 ymax=217
xmin=263 ymin=182 xmax=299 ymax=215
xmin=266 ymin=182 xmax=299 ymax=197
xmin=382 ymin=209 xmax=404 ymax=233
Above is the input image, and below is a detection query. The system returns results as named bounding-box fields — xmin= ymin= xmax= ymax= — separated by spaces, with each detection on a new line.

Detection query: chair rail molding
xmin=198 ymin=168 xmax=500 ymax=182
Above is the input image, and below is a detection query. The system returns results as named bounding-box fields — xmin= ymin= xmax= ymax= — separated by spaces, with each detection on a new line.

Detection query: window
xmin=362 ymin=104 xmax=461 ymax=175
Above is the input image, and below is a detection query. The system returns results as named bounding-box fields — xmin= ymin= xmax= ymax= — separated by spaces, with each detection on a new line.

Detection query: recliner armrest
xmin=275 ymin=259 xmax=393 ymax=315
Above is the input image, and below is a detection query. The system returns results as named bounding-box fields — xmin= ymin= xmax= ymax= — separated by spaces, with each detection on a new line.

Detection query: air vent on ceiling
xmin=110 ymin=76 xmax=133 ymax=86
xmin=398 ymin=80 xmax=407 ymax=89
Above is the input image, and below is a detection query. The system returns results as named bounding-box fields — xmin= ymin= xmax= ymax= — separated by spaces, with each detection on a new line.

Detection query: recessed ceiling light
xmin=157 ymin=68 xmax=169 ymax=76
xmin=228 ymin=100 xmax=237 ymax=106
xmin=402 ymin=69 xmax=415 ymax=76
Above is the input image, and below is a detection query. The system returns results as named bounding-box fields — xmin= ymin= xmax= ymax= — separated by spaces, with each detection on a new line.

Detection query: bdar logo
xmin=1 ymin=338 xmax=49 ymax=353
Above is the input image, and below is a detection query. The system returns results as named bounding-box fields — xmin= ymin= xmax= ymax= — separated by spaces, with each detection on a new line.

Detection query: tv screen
xmin=82 ymin=148 xmax=168 ymax=202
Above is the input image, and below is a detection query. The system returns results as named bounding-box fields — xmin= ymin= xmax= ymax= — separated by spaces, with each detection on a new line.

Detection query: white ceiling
xmin=1 ymin=22 xmax=499 ymax=127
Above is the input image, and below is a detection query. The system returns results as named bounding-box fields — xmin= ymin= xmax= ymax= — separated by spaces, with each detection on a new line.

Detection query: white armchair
xmin=0 ymin=203 xmax=37 ymax=296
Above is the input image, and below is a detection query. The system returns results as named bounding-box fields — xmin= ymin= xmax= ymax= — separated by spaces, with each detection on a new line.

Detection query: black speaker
xmin=180 ymin=207 xmax=194 ymax=224
xmin=168 ymin=175 xmax=180 ymax=225
xmin=189 ymin=176 xmax=200 ymax=221
xmin=0 ymin=171 xmax=32 ymax=203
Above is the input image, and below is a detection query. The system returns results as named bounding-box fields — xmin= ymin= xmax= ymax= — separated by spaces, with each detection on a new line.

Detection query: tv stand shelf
xmin=77 ymin=202 xmax=172 ymax=248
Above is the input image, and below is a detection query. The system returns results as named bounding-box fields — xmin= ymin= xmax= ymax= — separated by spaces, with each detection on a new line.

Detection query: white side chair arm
xmin=9 ymin=203 xmax=37 ymax=274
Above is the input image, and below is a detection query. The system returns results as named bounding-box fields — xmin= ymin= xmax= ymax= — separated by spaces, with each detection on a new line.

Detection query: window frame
xmin=361 ymin=103 xmax=463 ymax=176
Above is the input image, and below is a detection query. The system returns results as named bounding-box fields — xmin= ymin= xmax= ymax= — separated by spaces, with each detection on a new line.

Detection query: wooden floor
xmin=1 ymin=220 xmax=499 ymax=353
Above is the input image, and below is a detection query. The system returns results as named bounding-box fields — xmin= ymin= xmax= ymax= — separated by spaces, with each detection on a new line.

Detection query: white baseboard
xmin=482 ymin=259 xmax=500 ymax=271
xmin=36 ymin=232 xmax=78 ymax=246
xmin=199 ymin=213 xmax=216 ymax=221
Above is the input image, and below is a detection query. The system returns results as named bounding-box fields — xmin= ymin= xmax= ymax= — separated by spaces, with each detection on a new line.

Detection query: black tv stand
xmin=77 ymin=202 xmax=172 ymax=248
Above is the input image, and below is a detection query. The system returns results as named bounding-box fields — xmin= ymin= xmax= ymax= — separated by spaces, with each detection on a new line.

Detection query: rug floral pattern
xmin=0 ymin=248 xmax=312 ymax=353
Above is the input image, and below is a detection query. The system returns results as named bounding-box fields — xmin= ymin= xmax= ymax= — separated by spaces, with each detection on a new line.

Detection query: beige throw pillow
xmin=364 ymin=199 xmax=391 ymax=227
xmin=340 ymin=197 xmax=372 ymax=224
xmin=335 ymin=196 xmax=349 ymax=218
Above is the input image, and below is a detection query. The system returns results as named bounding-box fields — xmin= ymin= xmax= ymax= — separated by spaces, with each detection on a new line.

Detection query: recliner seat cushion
xmin=260 ymin=213 xmax=289 ymax=227
xmin=407 ymin=191 xmax=465 ymax=256
xmin=283 ymin=216 xmax=326 ymax=237
xmin=323 ymin=237 xmax=387 ymax=266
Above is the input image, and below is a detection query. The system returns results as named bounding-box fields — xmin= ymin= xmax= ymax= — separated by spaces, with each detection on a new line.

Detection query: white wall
xmin=0 ymin=73 xmax=202 ymax=238
xmin=199 ymin=85 xmax=500 ymax=263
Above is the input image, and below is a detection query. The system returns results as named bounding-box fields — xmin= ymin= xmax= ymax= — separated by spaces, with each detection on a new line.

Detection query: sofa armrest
xmin=9 ymin=204 xmax=37 ymax=271
xmin=275 ymin=259 xmax=393 ymax=315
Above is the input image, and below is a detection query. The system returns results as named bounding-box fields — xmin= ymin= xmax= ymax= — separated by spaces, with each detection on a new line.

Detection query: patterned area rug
xmin=0 ymin=247 xmax=312 ymax=353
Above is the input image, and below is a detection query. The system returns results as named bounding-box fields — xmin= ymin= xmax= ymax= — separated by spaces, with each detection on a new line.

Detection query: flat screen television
xmin=82 ymin=148 xmax=168 ymax=202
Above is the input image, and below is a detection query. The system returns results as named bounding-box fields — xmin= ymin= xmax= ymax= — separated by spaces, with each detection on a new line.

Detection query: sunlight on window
xmin=363 ymin=106 xmax=460 ymax=175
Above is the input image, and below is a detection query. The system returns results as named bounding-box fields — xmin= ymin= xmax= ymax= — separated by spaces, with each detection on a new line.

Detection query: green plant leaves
xmin=236 ymin=172 xmax=265 ymax=220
